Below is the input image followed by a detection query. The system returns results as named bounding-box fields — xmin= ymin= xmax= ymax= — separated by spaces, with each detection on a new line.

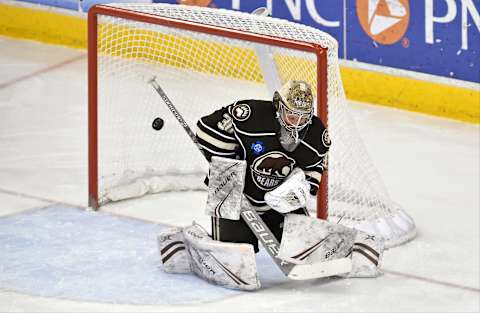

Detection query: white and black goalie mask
xmin=274 ymin=80 xmax=314 ymax=143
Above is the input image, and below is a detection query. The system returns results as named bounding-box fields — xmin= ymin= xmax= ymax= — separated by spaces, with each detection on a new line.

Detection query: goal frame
xmin=87 ymin=4 xmax=329 ymax=219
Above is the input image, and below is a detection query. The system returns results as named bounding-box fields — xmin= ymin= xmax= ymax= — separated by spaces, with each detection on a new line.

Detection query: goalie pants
xmin=211 ymin=208 xmax=308 ymax=253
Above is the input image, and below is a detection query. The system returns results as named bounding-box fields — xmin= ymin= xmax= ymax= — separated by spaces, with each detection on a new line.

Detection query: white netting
xmin=91 ymin=3 xmax=415 ymax=247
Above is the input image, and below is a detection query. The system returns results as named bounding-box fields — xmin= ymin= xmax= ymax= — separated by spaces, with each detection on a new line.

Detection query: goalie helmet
xmin=273 ymin=80 xmax=314 ymax=142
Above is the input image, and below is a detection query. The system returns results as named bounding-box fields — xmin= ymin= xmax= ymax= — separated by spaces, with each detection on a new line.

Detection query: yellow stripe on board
xmin=1 ymin=2 xmax=478 ymax=124
xmin=0 ymin=3 xmax=86 ymax=48
xmin=341 ymin=67 xmax=480 ymax=124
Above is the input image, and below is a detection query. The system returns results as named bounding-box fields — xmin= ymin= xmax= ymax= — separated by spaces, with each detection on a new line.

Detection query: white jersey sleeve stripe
xmin=307 ymin=181 xmax=319 ymax=188
xmin=199 ymin=119 xmax=236 ymax=141
xmin=198 ymin=143 xmax=237 ymax=156
xmin=304 ymin=170 xmax=322 ymax=182
xmin=233 ymin=129 xmax=247 ymax=161
xmin=196 ymin=126 xmax=238 ymax=151
xmin=232 ymin=123 xmax=277 ymax=137
xmin=305 ymin=159 xmax=323 ymax=169
xmin=300 ymin=140 xmax=327 ymax=158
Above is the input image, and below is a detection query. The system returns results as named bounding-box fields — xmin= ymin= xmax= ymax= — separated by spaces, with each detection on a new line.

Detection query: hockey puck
xmin=152 ymin=117 xmax=164 ymax=131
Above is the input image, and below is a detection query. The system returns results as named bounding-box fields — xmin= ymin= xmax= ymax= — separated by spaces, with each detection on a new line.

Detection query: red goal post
xmin=88 ymin=4 xmax=329 ymax=218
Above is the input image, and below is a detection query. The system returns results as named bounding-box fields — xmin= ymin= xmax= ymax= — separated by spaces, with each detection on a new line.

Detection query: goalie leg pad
xmin=157 ymin=227 xmax=191 ymax=274
xmin=205 ymin=156 xmax=247 ymax=220
xmin=183 ymin=223 xmax=260 ymax=291
xmin=342 ymin=231 xmax=385 ymax=278
xmin=278 ymin=214 xmax=357 ymax=265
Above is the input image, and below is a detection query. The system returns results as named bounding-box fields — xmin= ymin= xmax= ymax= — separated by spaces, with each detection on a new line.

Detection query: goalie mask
xmin=273 ymin=80 xmax=314 ymax=143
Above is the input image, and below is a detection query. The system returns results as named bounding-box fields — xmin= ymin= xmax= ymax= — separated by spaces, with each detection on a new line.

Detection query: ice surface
xmin=0 ymin=206 xmax=290 ymax=305
xmin=0 ymin=37 xmax=478 ymax=312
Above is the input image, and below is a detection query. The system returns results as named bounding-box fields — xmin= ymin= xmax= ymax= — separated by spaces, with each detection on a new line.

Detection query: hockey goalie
xmin=157 ymin=80 xmax=385 ymax=290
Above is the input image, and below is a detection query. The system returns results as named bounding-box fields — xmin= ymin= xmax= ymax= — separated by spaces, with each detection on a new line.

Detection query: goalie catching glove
xmin=264 ymin=167 xmax=310 ymax=213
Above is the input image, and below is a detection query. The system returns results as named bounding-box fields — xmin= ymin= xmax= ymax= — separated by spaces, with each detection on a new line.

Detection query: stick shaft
xmin=149 ymin=79 xmax=199 ymax=147
xmin=240 ymin=201 xmax=295 ymax=274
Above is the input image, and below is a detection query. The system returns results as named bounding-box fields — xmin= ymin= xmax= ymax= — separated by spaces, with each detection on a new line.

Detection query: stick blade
xmin=287 ymin=257 xmax=352 ymax=280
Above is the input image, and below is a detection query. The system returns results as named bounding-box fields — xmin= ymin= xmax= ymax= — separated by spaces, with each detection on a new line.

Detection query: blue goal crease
xmin=0 ymin=205 xmax=286 ymax=305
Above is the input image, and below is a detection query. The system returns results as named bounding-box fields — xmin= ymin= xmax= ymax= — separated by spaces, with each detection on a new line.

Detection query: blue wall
xmin=208 ymin=0 xmax=479 ymax=83
xmin=346 ymin=0 xmax=479 ymax=83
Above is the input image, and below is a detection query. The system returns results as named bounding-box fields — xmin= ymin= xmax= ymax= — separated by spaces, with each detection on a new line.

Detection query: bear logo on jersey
xmin=250 ymin=152 xmax=296 ymax=190
xmin=231 ymin=103 xmax=251 ymax=121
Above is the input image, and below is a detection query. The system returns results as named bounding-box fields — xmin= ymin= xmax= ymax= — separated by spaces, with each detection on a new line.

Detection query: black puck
xmin=152 ymin=117 xmax=164 ymax=131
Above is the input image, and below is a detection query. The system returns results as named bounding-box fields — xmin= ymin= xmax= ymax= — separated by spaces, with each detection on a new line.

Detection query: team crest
xmin=231 ymin=103 xmax=251 ymax=121
xmin=322 ymin=129 xmax=331 ymax=147
xmin=250 ymin=151 xmax=296 ymax=191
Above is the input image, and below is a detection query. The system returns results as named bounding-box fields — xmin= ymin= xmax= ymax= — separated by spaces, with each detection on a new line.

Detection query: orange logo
xmin=357 ymin=0 xmax=410 ymax=45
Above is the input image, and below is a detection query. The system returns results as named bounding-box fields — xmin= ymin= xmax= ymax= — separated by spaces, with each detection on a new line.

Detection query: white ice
xmin=0 ymin=36 xmax=479 ymax=312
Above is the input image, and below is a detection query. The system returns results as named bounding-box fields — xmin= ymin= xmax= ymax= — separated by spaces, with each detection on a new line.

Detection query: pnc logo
xmin=357 ymin=0 xmax=410 ymax=45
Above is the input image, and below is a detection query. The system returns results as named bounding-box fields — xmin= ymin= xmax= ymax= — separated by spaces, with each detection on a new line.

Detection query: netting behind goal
xmin=88 ymin=3 xmax=416 ymax=248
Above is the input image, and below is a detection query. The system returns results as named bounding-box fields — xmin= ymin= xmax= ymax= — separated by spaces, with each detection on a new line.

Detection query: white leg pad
xmin=343 ymin=231 xmax=385 ymax=278
xmin=183 ymin=223 xmax=260 ymax=290
xmin=278 ymin=214 xmax=357 ymax=265
xmin=157 ymin=227 xmax=191 ymax=274
xmin=158 ymin=223 xmax=260 ymax=290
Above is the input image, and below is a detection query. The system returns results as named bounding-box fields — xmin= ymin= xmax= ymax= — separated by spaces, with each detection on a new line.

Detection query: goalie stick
xmin=148 ymin=77 xmax=351 ymax=280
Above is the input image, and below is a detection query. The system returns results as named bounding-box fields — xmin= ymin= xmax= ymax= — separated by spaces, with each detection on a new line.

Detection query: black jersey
xmin=196 ymin=99 xmax=330 ymax=210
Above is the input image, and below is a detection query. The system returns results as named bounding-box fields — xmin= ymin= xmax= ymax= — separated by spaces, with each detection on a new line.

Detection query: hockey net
xmin=88 ymin=3 xmax=416 ymax=248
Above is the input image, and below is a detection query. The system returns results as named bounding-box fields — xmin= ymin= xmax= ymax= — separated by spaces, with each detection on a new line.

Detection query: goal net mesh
xmin=91 ymin=3 xmax=416 ymax=248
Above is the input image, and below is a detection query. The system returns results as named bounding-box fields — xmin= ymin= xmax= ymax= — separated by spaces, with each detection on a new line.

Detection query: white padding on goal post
xmin=101 ymin=170 xmax=206 ymax=204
